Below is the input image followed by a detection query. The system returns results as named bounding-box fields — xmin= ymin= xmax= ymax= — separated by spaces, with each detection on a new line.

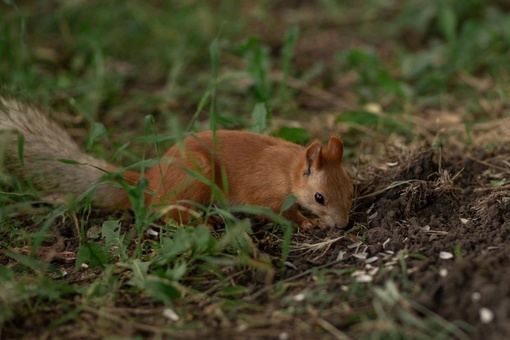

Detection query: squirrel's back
xmin=0 ymin=97 xmax=136 ymax=209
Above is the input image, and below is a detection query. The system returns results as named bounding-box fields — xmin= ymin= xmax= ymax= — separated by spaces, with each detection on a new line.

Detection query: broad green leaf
xmin=337 ymin=110 xmax=379 ymax=125
xmin=165 ymin=262 xmax=187 ymax=282
xmin=219 ymin=285 xmax=248 ymax=296
xmin=250 ymin=102 xmax=268 ymax=133
xmin=276 ymin=127 xmax=309 ymax=144
xmin=85 ymin=122 xmax=107 ymax=151
xmin=0 ymin=265 xmax=14 ymax=281
xmin=101 ymin=220 xmax=128 ymax=261
xmin=438 ymin=5 xmax=457 ymax=42
xmin=125 ymin=259 xmax=150 ymax=289
xmin=146 ymin=279 xmax=181 ymax=303
xmin=75 ymin=242 xmax=109 ymax=270
xmin=16 ymin=134 xmax=24 ymax=165
xmin=280 ymin=194 xmax=297 ymax=213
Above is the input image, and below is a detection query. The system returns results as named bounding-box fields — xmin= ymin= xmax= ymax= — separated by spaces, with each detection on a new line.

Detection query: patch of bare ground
xmin=345 ymin=143 xmax=510 ymax=339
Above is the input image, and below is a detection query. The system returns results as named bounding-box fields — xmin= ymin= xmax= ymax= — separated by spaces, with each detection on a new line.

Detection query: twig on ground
xmin=467 ymin=155 xmax=510 ymax=175
xmin=355 ymin=180 xmax=417 ymax=201
xmin=316 ymin=318 xmax=353 ymax=340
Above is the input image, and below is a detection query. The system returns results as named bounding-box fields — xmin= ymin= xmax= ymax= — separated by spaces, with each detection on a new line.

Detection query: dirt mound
xmin=351 ymin=145 xmax=510 ymax=338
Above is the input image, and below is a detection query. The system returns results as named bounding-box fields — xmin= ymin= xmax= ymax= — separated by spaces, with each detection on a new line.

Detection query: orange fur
xmin=142 ymin=131 xmax=353 ymax=228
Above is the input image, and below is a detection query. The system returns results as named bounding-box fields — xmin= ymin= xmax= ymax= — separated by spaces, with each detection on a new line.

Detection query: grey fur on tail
xmin=0 ymin=97 xmax=129 ymax=209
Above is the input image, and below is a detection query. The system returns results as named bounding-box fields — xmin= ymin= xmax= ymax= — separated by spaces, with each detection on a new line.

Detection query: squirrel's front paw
xmin=300 ymin=218 xmax=326 ymax=229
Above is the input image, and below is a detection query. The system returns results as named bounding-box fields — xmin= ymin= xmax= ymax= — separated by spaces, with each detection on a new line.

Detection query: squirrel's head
xmin=294 ymin=136 xmax=353 ymax=229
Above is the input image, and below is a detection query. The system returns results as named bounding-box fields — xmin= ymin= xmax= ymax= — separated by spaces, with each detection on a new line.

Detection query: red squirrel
xmin=0 ymin=97 xmax=353 ymax=228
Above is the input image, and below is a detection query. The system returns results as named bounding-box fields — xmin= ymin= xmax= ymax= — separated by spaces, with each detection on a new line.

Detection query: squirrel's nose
xmin=335 ymin=218 xmax=351 ymax=229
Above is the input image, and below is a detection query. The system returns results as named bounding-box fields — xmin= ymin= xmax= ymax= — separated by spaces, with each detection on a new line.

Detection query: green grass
xmin=1 ymin=0 xmax=509 ymax=338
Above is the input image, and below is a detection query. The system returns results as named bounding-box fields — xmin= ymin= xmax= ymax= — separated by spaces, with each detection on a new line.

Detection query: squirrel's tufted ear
xmin=303 ymin=140 xmax=322 ymax=176
xmin=327 ymin=135 xmax=344 ymax=161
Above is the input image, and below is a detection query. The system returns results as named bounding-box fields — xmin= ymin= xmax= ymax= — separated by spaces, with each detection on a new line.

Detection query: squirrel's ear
xmin=303 ymin=140 xmax=322 ymax=176
xmin=327 ymin=135 xmax=344 ymax=162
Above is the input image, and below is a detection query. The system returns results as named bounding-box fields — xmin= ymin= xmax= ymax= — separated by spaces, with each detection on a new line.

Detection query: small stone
xmin=355 ymin=275 xmax=373 ymax=283
xmin=86 ymin=225 xmax=102 ymax=239
xmin=353 ymin=253 xmax=368 ymax=260
xmin=439 ymin=251 xmax=454 ymax=260
xmin=368 ymin=212 xmax=379 ymax=220
xmin=279 ymin=332 xmax=289 ymax=340
xmin=480 ymin=308 xmax=494 ymax=324
xmin=146 ymin=228 xmax=159 ymax=237
xmin=471 ymin=292 xmax=481 ymax=302
xmin=365 ymin=256 xmax=378 ymax=264
xmin=293 ymin=293 xmax=306 ymax=302
xmin=163 ymin=308 xmax=179 ymax=321
xmin=284 ymin=261 xmax=297 ymax=270
xmin=368 ymin=267 xmax=379 ymax=276
xmin=336 ymin=251 xmax=346 ymax=261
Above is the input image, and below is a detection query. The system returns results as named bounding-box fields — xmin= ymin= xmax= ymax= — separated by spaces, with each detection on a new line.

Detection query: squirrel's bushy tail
xmin=0 ymin=97 xmax=138 ymax=209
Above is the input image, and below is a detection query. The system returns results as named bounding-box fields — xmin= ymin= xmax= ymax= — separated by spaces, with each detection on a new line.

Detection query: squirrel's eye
xmin=314 ymin=192 xmax=325 ymax=205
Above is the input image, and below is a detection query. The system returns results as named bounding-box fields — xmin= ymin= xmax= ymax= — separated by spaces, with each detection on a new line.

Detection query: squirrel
xmin=0 ymin=97 xmax=353 ymax=229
